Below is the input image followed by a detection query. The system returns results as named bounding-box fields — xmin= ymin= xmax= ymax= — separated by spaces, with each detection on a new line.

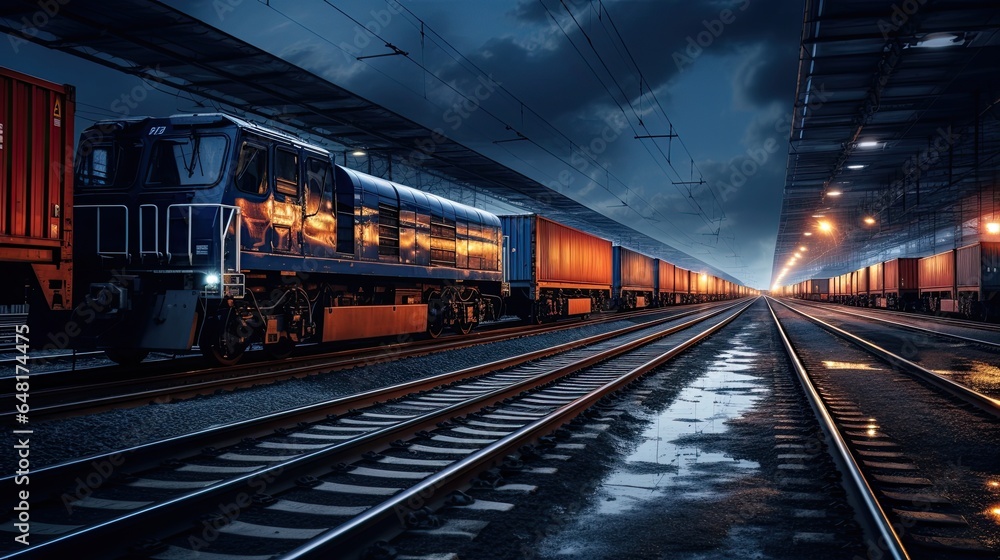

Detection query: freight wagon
xmin=501 ymin=214 xmax=612 ymax=322
xmin=674 ymin=266 xmax=691 ymax=303
xmin=952 ymin=242 xmax=999 ymax=319
xmin=918 ymin=249 xmax=956 ymax=313
xmin=613 ymin=245 xmax=655 ymax=309
xmin=0 ymin=67 xmax=74 ymax=315
xmin=881 ymin=258 xmax=919 ymax=310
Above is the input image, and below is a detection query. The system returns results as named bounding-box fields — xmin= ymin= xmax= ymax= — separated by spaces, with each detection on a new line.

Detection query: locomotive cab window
xmin=146 ymin=134 xmax=227 ymax=187
xmin=274 ymin=147 xmax=299 ymax=197
xmin=235 ymin=142 xmax=268 ymax=195
xmin=75 ymin=136 xmax=140 ymax=189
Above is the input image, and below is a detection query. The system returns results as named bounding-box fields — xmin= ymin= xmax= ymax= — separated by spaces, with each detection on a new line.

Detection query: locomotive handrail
xmin=165 ymin=203 xmax=242 ymax=297
xmin=74 ymin=204 xmax=129 ymax=260
xmin=138 ymin=203 xmax=160 ymax=258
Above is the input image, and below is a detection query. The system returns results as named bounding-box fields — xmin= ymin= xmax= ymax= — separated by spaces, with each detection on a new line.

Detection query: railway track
xmin=0 ymin=299 xmax=753 ymax=558
xmin=785 ymin=298 xmax=1000 ymax=346
xmin=0 ymin=314 xmax=27 ymax=353
xmin=767 ymin=297 xmax=1000 ymax=558
xmin=2 ymin=302 xmax=741 ymax=422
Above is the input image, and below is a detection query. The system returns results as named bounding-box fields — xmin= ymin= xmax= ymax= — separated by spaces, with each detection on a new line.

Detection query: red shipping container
xmin=919 ymin=250 xmax=955 ymax=292
xmin=0 ymin=66 xmax=75 ymax=310
xmin=884 ymin=258 xmax=919 ymax=292
xmin=615 ymin=246 xmax=654 ymax=291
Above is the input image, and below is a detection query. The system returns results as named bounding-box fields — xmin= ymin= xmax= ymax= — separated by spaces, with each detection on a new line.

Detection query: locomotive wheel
xmin=199 ymin=314 xmax=248 ymax=366
xmin=427 ymin=320 xmax=445 ymax=338
xmin=455 ymin=321 xmax=475 ymax=335
xmin=105 ymin=348 xmax=150 ymax=367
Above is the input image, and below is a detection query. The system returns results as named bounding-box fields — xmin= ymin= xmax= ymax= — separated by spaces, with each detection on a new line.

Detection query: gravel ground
xmin=0 ymin=312 xmax=685 ymax=472
xmin=772 ymin=301 xmax=1000 ymax=555
xmin=780 ymin=300 xmax=1000 ymax=397
xmin=391 ymin=299 xmax=865 ymax=560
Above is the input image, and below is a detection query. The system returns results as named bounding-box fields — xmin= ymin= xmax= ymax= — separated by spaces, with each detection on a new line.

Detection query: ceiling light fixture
xmin=914 ymin=32 xmax=962 ymax=48
xmin=846 ymin=164 xmax=866 ymax=170
xmin=857 ymin=141 xmax=880 ymax=149
xmin=351 ymin=150 xmax=367 ymax=157
xmin=827 ymin=190 xmax=842 ymax=196
xmin=986 ymin=222 xmax=1000 ymax=234
xmin=864 ymin=217 xmax=877 ymax=226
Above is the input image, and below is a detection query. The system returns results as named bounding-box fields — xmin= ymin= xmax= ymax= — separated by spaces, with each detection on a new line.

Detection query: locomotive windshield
xmin=75 ymin=134 xmax=141 ymax=189
xmin=145 ymin=134 xmax=228 ymax=187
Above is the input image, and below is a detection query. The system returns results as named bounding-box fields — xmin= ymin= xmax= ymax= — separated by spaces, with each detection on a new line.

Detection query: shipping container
xmin=500 ymin=214 xmax=612 ymax=321
xmin=954 ymin=242 xmax=1000 ymax=319
xmin=884 ymin=258 xmax=919 ymax=292
xmin=919 ymin=249 xmax=956 ymax=313
xmin=868 ymin=262 xmax=884 ymax=292
xmin=0 ymin=67 xmax=75 ymax=312
xmin=918 ymin=250 xmax=955 ymax=292
xmin=674 ymin=266 xmax=691 ymax=301
xmin=613 ymin=246 xmax=655 ymax=309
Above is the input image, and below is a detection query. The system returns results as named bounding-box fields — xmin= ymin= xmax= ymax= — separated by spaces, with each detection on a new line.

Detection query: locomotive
xmin=71 ymin=113 xmax=505 ymax=365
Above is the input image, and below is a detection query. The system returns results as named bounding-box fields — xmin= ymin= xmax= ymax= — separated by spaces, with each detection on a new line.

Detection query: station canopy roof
xmin=774 ymin=0 xmax=1000 ymax=287
xmin=0 ymin=0 xmax=743 ymax=284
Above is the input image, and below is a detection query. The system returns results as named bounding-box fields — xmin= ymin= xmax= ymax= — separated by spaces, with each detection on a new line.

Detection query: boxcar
xmin=866 ymin=262 xmax=884 ymax=307
xmin=0 ymin=67 xmax=74 ymax=315
xmin=882 ymin=257 xmax=919 ymax=310
xmin=955 ymin=242 xmax=1000 ymax=319
xmin=501 ymin=214 xmax=612 ymax=322
xmin=803 ymin=278 xmax=829 ymax=301
xmin=674 ymin=266 xmax=691 ymax=303
xmin=918 ymin=249 xmax=956 ymax=312
xmin=613 ymin=246 xmax=655 ymax=309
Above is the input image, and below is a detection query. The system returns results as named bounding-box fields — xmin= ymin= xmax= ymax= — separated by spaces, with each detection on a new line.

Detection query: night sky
xmin=1 ymin=0 xmax=804 ymax=288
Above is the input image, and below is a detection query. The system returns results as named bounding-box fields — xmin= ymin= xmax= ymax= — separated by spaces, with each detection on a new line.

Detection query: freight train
xmin=777 ymin=243 xmax=1000 ymax=320
xmin=4 ymin=68 xmax=752 ymax=366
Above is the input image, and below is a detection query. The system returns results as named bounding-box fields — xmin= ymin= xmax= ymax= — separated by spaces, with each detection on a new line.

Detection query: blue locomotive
xmin=71 ymin=114 xmax=505 ymax=364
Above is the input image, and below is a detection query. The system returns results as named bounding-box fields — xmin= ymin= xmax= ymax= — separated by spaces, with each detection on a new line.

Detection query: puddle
xmin=593 ymin=341 xmax=764 ymax=515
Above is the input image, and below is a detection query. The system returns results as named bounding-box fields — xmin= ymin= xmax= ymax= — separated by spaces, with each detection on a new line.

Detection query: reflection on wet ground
xmin=595 ymin=348 xmax=762 ymax=514
xmin=539 ymin=325 xmax=770 ymax=558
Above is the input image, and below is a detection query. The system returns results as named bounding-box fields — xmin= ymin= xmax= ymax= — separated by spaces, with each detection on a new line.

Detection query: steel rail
xmin=773 ymin=298 xmax=1000 ymax=418
xmin=765 ymin=297 xmax=909 ymax=560
xmin=276 ymin=299 xmax=756 ymax=559
xmin=786 ymin=298 xmax=1000 ymax=349
xmin=0 ymin=301 xmax=742 ymax=420
xmin=0 ymin=300 xmax=740 ymax=504
xmin=0 ymin=301 xmax=747 ymax=559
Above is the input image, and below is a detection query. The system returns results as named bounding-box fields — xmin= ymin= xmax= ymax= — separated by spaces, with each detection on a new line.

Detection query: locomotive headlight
xmin=203 ymin=273 xmax=221 ymax=293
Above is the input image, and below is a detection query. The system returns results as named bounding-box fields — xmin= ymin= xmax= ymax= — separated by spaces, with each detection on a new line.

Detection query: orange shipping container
xmin=919 ymin=250 xmax=955 ymax=292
